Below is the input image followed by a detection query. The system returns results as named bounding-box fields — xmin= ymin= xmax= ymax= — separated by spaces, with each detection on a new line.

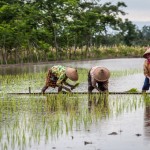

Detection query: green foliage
xmin=126 ymin=88 xmax=139 ymax=93
xmin=0 ymin=0 xmax=149 ymax=64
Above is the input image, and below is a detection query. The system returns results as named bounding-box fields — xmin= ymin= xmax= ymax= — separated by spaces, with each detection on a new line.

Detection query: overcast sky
xmin=101 ymin=0 xmax=150 ymax=22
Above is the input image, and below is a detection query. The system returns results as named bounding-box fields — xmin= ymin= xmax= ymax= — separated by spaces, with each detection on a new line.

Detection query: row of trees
xmin=0 ymin=0 xmax=150 ymax=64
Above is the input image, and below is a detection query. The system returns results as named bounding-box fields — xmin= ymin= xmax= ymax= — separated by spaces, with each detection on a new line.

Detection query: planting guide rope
xmin=6 ymin=92 xmax=150 ymax=95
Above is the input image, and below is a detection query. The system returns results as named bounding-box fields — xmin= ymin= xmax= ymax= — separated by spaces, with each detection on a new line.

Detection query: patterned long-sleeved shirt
xmin=51 ymin=65 xmax=67 ymax=86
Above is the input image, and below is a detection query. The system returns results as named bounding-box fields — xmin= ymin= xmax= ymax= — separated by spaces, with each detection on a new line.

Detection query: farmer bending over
xmin=88 ymin=66 xmax=110 ymax=93
xmin=41 ymin=65 xmax=78 ymax=93
xmin=142 ymin=48 xmax=150 ymax=93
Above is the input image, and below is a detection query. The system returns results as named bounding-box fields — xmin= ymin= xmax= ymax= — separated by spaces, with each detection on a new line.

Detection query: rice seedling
xmin=0 ymin=66 xmax=143 ymax=95
xmin=111 ymin=69 xmax=142 ymax=78
xmin=126 ymin=88 xmax=139 ymax=93
xmin=0 ymin=86 xmax=148 ymax=150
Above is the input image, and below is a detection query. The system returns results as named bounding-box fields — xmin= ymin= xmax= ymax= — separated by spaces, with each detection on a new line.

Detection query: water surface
xmin=0 ymin=58 xmax=150 ymax=150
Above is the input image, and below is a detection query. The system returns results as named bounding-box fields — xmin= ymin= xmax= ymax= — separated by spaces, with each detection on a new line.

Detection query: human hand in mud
xmin=64 ymin=86 xmax=72 ymax=93
xmin=71 ymin=83 xmax=79 ymax=90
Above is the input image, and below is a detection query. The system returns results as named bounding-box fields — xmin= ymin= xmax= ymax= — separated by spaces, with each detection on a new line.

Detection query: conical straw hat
xmin=66 ymin=67 xmax=78 ymax=81
xmin=93 ymin=67 xmax=110 ymax=82
xmin=143 ymin=48 xmax=150 ymax=58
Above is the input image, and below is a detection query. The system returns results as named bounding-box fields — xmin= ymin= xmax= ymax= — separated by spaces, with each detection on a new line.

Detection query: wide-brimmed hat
xmin=143 ymin=48 xmax=150 ymax=58
xmin=65 ymin=67 xmax=78 ymax=81
xmin=93 ymin=67 xmax=110 ymax=82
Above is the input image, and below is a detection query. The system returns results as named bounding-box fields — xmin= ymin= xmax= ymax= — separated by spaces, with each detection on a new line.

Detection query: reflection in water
xmin=88 ymin=94 xmax=109 ymax=114
xmin=0 ymin=94 xmax=149 ymax=149
xmin=0 ymin=94 xmax=84 ymax=150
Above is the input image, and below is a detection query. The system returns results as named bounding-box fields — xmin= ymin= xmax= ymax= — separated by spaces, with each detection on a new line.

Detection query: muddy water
xmin=0 ymin=58 xmax=144 ymax=74
xmin=1 ymin=58 xmax=150 ymax=150
xmin=0 ymin=58 xmax=145 ymax=92
xmin=48 ymin=98 xmax=149 ymax=150
xmin=0 ymin=94 xmax=150 ymax=150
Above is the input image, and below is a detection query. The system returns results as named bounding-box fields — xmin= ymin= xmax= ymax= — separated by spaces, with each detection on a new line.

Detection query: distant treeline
xmin=0 ymin=0 xmax=149 ymax=64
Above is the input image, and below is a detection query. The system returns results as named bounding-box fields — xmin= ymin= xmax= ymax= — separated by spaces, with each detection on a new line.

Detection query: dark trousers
xmin=142 ymin=77 xmax=150 ymax=91
xmin=88 ymin=71 xmax=108 ymax=92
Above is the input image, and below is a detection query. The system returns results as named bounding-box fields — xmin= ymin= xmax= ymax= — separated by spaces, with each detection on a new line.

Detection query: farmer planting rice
xmin=88 ymin=66 xmax=110 ymax=93
xmin=142 ymin=48 xmax=150 ymax=93
xmin=41 ymin=65 xmax=79 ymax=93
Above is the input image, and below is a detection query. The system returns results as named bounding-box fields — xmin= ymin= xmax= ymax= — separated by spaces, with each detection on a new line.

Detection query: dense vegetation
xmin=0 ymin=0 xmax=150 ymax=64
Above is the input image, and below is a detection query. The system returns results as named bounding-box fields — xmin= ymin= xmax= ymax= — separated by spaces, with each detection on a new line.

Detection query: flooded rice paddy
xmin=0 ymin=58 xmax=150 ymax=150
